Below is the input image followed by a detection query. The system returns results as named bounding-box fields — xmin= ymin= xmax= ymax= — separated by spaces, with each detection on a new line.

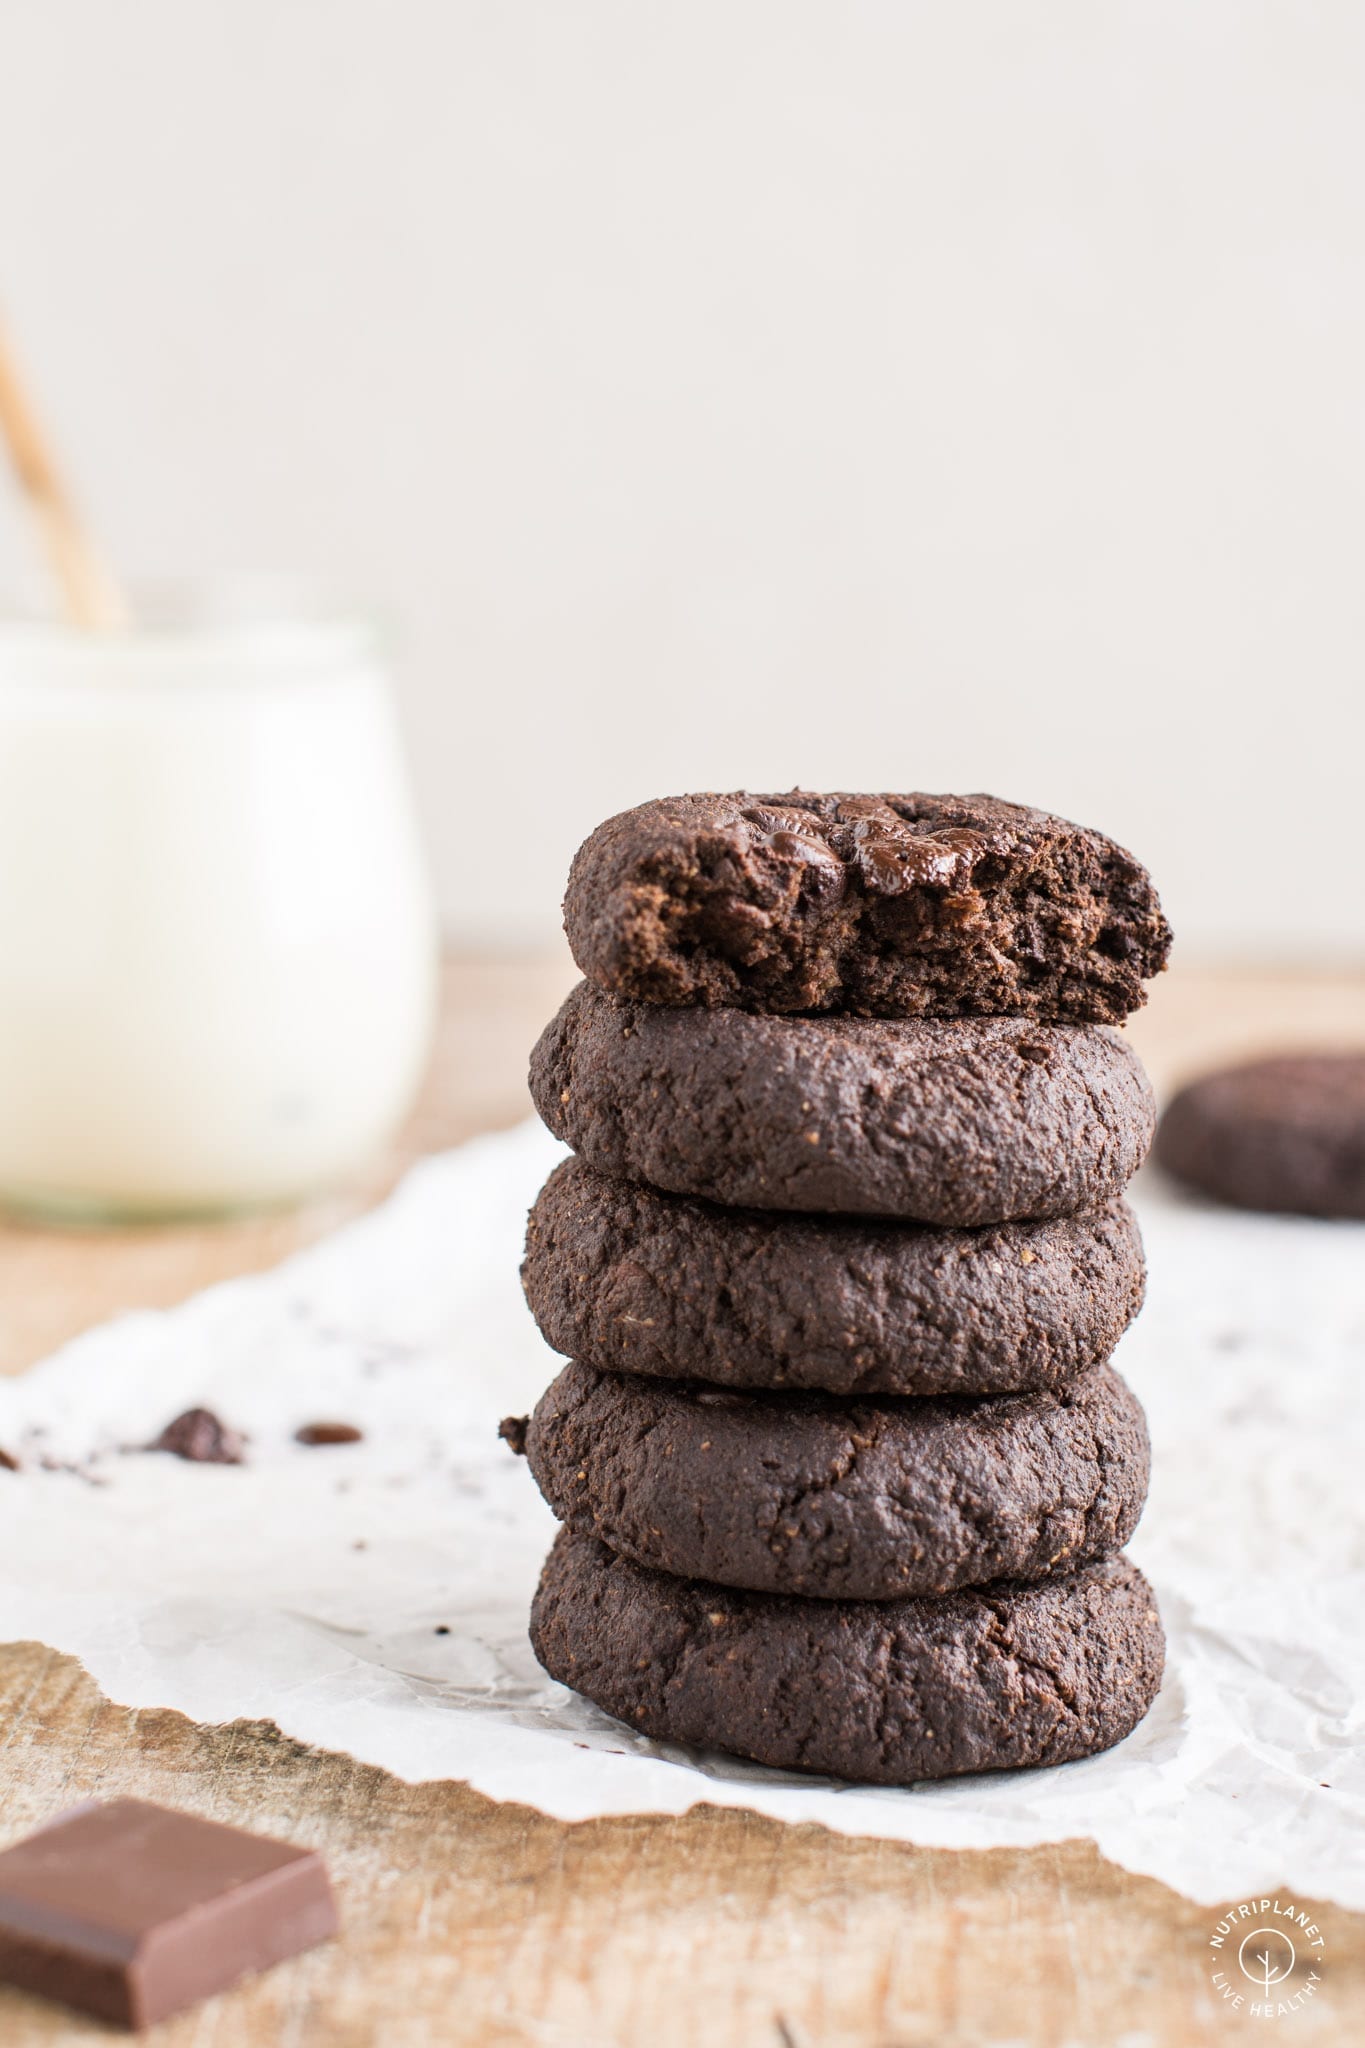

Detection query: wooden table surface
xmin=1 ymin=955 xmax=1362 ymax=2047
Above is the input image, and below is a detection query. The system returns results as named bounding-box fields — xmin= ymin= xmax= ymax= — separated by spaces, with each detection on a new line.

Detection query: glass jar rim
xmin=0 ymin=579 xmax=389 ymax=671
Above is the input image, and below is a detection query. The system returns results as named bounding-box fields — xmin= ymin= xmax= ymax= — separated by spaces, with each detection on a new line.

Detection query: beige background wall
xmin=1 ymin=3 xmax=1362 ymax=955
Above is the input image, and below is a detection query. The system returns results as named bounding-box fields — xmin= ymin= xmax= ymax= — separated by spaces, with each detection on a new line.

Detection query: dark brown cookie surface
xmin=531 ymin=1531 xmax=1165 ymax=1783
xmin=564 ymin=791 xmax=1170 ymax=1022
xmin=1156 ymin=1054 xmax=1365 ymax=1219
xmin=524 ymin=1159 xmax=1145 ymax=1396
xmin=531 ymin=983 xmax=1156 ymax=1224
xmin=518 ymin=1359 xmax=1150 ymax=1600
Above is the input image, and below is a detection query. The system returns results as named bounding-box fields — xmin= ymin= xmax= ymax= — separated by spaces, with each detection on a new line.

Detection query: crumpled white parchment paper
xmin=0 ymin=1119 xmax=1360 ymax=1908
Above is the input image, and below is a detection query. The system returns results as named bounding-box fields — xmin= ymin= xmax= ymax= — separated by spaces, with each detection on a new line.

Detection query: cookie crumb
xmin=433 ymin=1624 xmax=451 ymax=1636
xmin=295 ymin=1421 xmax=364 ymax=1446
xmin=0 ymin=1447 xmax=20 ymax=1473
xmin=147 ymin=1408 xmax=245 ymax=1465
xmin=498 ymin=1414 xmax=529 ymax=1456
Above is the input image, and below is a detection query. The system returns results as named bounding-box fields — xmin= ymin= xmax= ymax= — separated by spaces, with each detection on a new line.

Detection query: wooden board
xmin=1 ymin=956 xmax=1362 ymax=2045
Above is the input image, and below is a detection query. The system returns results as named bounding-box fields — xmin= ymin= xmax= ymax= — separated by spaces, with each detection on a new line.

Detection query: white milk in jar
xmin=0 ymin=600 xmax=438 ymax=1217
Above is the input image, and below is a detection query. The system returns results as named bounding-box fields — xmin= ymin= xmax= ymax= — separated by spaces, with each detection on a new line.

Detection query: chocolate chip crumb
xmin=294 ymin=1421 xmax=364 ymax=1447
xmin=433 ymin=1624 xmax=451 ymax=1636
xmin=498 ymin=1414 xmax=529 ymax=1456
xmin=148 ymin=1408 xmax=245 ymax=1465
xmin=0 ymin=1447 xmax=19 ymax=1473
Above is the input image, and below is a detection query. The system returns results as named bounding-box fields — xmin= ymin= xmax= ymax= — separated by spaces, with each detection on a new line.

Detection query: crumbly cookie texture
xmin=530 ymin=984 xmax=1156 ymax=1225
xmin=531 ymin=1530 xmax=1166 ymax=1783
xmin=523 ymin=1159 xmax=1145 ymax=1396
xmin=564 ymin=791 xmax=1171 ymax=1020
xmin=1157 ymin=1053 xmax=1365 ymax=1219
xmin=517 ymin=1359 xmax=1150 ymax=1601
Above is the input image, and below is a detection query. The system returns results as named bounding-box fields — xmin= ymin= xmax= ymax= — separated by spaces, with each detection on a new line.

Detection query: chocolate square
xmin=0 ymin=1799 xmax=337 ymax=2029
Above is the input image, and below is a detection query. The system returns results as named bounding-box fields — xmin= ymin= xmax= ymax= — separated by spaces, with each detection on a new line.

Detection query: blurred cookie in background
xmin=1155 ymin=1052 xmax=1365 ymax=1217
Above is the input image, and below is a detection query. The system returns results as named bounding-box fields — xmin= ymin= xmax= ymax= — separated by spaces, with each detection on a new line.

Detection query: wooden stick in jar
xmin=0 ymin=312 xmax=131 ymax=630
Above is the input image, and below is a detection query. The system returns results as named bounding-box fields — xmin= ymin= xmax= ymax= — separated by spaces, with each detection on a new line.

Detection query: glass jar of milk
xmin=0 ymin=591 xmax=438 ymax=1219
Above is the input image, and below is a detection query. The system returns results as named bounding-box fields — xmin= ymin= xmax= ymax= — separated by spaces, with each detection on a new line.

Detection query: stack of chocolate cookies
xmin=508 ymin=792 xmax=1172 ymax=1784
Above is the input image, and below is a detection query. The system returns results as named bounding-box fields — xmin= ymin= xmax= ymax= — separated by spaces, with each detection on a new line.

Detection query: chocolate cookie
xmin=515 ymin=1359 xmax=1150 ymax=1599
xmin=564 ymin=791 xmax=1170 ymax=1022
xmin=1156 ymin=1053 xmax=1365 ymax=1218
xmin=524 ymin=1159 xmax=1145 ymax=1396
xmin=531 ymin=983 xmax=1156 ymax=1224
xmin=531 ymin=1531 xmax=1165 ymax=1783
